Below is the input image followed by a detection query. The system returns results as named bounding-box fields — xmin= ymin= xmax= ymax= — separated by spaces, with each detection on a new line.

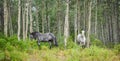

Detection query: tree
xmin=64 ymin=0 xmax=69 ymax=48
xmin=36 ymin=7 xmax=39 ymax=32
xmin=86 ymin=0 xmax=92 ymax=47
xmin=42 ymin=0 xmax=45 ymax=33
xmin=0 ymin=0 xmax=4 ymax=33
xmin=77 ymin=0 xmax=80 ymax=34
xmin=57 ymin=0 xmax=62 ymax=42
xmin=95 ymin=0 xmax=97 ymax=37
xmin=25 ymin=0 xmax=29 ymax=39
xmin=74 ymin=0 xmax=78 ymax=43
xmin=1 ymin=0 xmax=120 ymax=46
xmin=8 ymin=0 xmax=13 ymax=36
xmin=18 ymin=0 xmax=21 ymax=40
xmin=30 ymin=0 xmax=33 ymax=33
xmin=4 ymin=0 xmax=8 ymax=36
xmin=22 ymin=0 xmax=26 ymax=40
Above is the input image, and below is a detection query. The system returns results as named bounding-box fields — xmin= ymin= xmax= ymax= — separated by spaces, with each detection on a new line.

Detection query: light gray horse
xmin=30 ymin=31 xmax=58 ymax=49
xmin=77 ymin=30 xmax=86 ymax=47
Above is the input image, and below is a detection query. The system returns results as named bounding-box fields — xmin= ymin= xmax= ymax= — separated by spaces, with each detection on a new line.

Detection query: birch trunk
xmin=64 ymin=0 xmax=69 ymax=48
xmin=17 ymin=0 xmax=21 ymax=40
xmin=23 ymin=7 xmax=26 ymax=40
xmin=30 ymin=0 xmax=33 ymax=33
xmin=74 ymin=0 xmax=78 ymax=43
xmin=86 ymin=1 xmax=92 ymax=48
xmin=25 ymin=0 xmax=29 ymax=39
xmin=4 ymin=0 xmax=8 ymax=36
xmin=95 ymin=0 xmax=97 ymax=37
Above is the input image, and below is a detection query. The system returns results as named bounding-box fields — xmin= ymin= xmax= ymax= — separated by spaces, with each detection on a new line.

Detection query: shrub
xmin=0 ymin=39 xmax=7 ymax=50
xmin=90 ymin=35 xmax=104 ymax=47
xmin=114 ymin=44 xmax=120 ymax=54
xmin=67 ymin=36 xmax=79 ymax=49
xmin=0 ymin=35 xmax=120 ymax=61
xmin=0 ymin=51 xmax=5 ymax=61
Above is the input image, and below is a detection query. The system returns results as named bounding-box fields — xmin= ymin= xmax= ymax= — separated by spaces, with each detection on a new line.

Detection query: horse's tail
xmin=49 ymin=33 xmax=58 ymax=46
xmin=54 ymin=37 xmax=58 ymax=46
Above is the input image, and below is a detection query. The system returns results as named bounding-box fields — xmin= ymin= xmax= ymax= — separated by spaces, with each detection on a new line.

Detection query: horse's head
xmin=81 ymin=30 xmax=85 ymax=34
xmin=29 ymin=31 xmax=40 ymax=40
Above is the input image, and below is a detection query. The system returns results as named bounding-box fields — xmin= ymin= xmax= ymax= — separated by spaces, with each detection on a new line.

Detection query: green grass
xmin=0 ymin=35 xmax=120 ymax=61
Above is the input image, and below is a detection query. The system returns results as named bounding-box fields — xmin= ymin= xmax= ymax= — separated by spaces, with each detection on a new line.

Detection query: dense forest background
xmin=0 ymin=0 xmax=120 ymax=46
xmin=0 ymin=0 xmax=120 ymax=61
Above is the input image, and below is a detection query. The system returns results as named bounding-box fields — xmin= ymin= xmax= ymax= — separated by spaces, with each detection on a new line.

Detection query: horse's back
xmin=77 ymin=34 xmax=81 ymax=40
xmin=77 ymin=34 xmax=85 ymax=42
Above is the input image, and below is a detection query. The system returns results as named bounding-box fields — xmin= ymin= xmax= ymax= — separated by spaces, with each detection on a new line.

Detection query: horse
xmin=30 ymin=31 xmax=58 ymax=49
xmin=77 ymin=30 xmax=86 ymax=47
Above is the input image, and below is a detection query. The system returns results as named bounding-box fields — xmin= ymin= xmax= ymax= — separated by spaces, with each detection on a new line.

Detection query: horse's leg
xmin=80 ymin=41 xmax=82 ymax=47
xmin=49 ymin=41 xmax=52 ymax=49
xmin=37 ymin=40 xmax=41 ymax=50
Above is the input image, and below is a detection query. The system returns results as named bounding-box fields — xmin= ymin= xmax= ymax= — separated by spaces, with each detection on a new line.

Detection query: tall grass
xmin=0 ymin=35 xmax=120 ymax=61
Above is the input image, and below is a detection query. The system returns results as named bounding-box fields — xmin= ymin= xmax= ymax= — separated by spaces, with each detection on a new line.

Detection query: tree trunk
xmin=8 ymin=8 xmax=13 ymax=36
xmin=64 ymin=0 xmax=69 ymax=48
xmin=8 ymin=0 xmax=13 ymax=36
xmin=45 ymin=0 xmax=49 ymax=32
xmin=48 ymin=15 xmax=50 ymax=32
xmin=116 ymin=0 xmax=120 ymax=43
xmin=74 ymin=0 xmax=78 ymax=43
xmin=95 ymin=0 xmax=97 ymax=37
xmin=57 ymin=0 xmax=62 ymax=42
xmin=77 ymin=0 xmax=80 ymax=34
xmin=36 ymin=7 xmax=39 ymax=32
xmin=25 ymin=0 xmax=29 ymax=39
xmin=30 ymin=0 xmax=33 ymax=33
xmin=18 ymin=0 xmax=21 ymax=40
xmin=4 ymin=0 xmax=8 ymax=36
xmin=22 ymin=6 xmax=26 ymax=40
xmin=112 ymin=2 xmax=118 ymax=44
xmin=86 ymin=1 xmax=92 ymax=48
xmin=42 ymin=1 xmax=45 ymax=33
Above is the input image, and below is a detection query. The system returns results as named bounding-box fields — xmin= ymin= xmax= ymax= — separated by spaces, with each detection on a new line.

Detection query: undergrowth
xmin=0 ymin=35 xmax=120 ymax=61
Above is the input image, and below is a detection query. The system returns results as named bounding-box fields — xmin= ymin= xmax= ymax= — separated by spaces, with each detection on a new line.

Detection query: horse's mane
xmin=30 ymin=31 xmax=40 ymax=35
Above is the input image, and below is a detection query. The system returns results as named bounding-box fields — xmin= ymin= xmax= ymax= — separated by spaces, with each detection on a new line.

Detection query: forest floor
xmin=25 ymin=46 xmax=120 ymax=61
xmin=0 ymin=36 xmax=120 ymax=61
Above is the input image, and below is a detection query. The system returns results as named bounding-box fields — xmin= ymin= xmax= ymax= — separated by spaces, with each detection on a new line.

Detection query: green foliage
xmin=0 ymin=35 xmax=38 ymax=61
xmin=0 ymin=39 xmax=7 ymax=50
xmin=0 ymin=36 xmax=119 ymax=61
xmin=114 ymin=44 xmax=120 ymax=54
xmin=90 ymin=35 xmax=105 ymax=48
xmin=67 ymin=36 xmax=79 ymax=49
xmin=0 ymin=50 xmax=5 ymax=61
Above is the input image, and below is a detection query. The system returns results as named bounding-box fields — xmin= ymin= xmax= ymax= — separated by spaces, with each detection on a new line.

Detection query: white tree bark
xmin=25 ymin=1 xmax=29 ymax=39
xmin=4 ymin=0 xmax=8 ymax=36
xmin=23 ymin=7 xmax=26 ymax=40
xmin=18 ymin=0 xmax=21 ymax=40
xmin=95 ymin=0 xmax=97 ymax=37
xmin=64 ymin=0 xmax=69 ymax=48
xmin=30 ymin=0 xmax=33 ymax=33
xmin=74 ymin=0 xmax=78 ymax=43
xmin=86 ymin=1 xmax=92 ymax=48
